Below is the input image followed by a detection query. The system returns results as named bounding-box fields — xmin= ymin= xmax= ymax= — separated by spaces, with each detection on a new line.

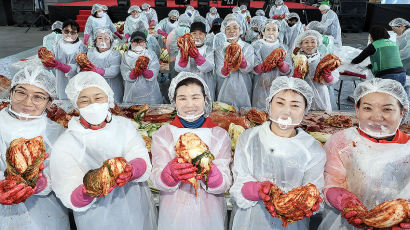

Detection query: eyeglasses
xmin=63 ymin=29 xmax=78 ymax=36
xmin=12 ymin=89 xmax=50 ymax=105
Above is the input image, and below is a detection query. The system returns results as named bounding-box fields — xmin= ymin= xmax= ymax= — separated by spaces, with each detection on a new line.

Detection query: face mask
xmin=97 ymin=12 xmax=105 ymax=18
xmin=264 ymin=34 xmax=277 ymax=42
xmin=97 ymin=41 xmax=108 ymax=49
xmin=358 ymin=120 xmax=400 ymax=139
xmin=194 ymin=39 xmax=203 ymax=46
xmin=227 ymin=35 xmax=239 ymax=40
xmin=79 ymin=102 xmax=109 ymax=125
xmin=187 ymin=12 xmax=192 ymax=17
xmin=63 ymin=36 xmax=74 ymax=42
xmin=132 ymin=14 xmax=140 ymax=18
xmin=269 ymin=113 xmax=302 ymax=130
xmin=8 ymin=106 xmax=44 ymax=120
xmin=177 ymin=110 xmax=204 ymax=122
xmin=170 ymin=19 xmax=177 ymax=23
xmin=132 ymin=45 xmax=144 ymax=54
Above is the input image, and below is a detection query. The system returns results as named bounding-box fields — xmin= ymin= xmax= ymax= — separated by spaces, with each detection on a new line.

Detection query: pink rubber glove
xmin=161 ymin=158 xmax=197 ymax=187
xmin=194 ymin=53 xmax=206 ymax=66
xmin=142 ymin=69 xmax=153 ymax=79
xmin=0 ymin=180 xmax=35 ymax=205
xmin=52 ymin=60 xmax=70 ymax=73
xmin=128 ymin=158 xmax=147 ymax=181
xmin=322 ymin=70 xmax=334 ymax=83
xmin=277 ymin=61 xmax=290 ymax=73
xmin=239 ymin=54 xmax=247 ymax=69
xmin=150 ymin=20 xmax=155 ymax=26
xmin=157 ymin=29 xmax=168 ymax=38
xmin=221 ymin=64 xmax=232 ymax=76
xmin=114 ymin=31 xmax=123 ymax=40
xmin=326 ymin=187 xmax=363 ymax=211
xmin=393 ymin=223 xmax=410 ymax=230
xmin=178 ymin=57 xmax=188 ymax=68
xmin=125 ymin=33 xmax=130 ymax=41
xmin=202 ymin=163 xmax=223 ymax=188
xmin=254 ymin=64 xmax=264 ymax=74
xmin=34 ymin=176 xmax=47 ymax=194
xmin=129 ymin=71 xmax=140 ymax=80
xmin=93 ymin=67 xmax=105 ymax=76
xmin=241 ymin=181 xmax=273 ymax=202
xmin=71 ymin=185 xmax=94 ymax=208
xmin=273 ymin=15 xmax=279 ymax=19
xmin=83 ymin=34 xmax=90 ymax=45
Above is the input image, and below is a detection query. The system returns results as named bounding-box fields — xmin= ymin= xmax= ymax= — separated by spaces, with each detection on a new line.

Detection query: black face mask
xmin=211 ymin=25 xmax=221 ymax=34
xmin=169 ymin=19 xmax=176 ymax=23
xmin=288 ymin=22 xmax=294 ymax=27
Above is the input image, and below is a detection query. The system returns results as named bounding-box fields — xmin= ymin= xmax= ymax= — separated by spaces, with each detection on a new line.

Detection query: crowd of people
xmin=1 ymin=0 xmax=409 ymax=230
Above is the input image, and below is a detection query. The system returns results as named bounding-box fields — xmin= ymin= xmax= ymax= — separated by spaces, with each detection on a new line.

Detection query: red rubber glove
xmin=262 ymin=63 xmax=273 ymax=72
xmin=116 ymin=165 xmax=132 ymax=187
xmin=305 ymin=196 xmax=323 ymax=217
xmin=114 ymin=31 xmax=123 ymax=40
xmin=280 ymin=14 xmax=286 ymax=20
xmin=293 ymin=67 xmax=304 ymax=79
xmin=149 ymin=20 xmax=155 ymax=26
xmin=161 ymin=157 xmax=197 ymax=187
xmin=125 ymin=33 xmax=130 ymax=41
xmin=48 ymin=60 xmax=70 ymax=73
xmin=129 ymin=68 xmax=142 ymax=80
xmin=239 ymin=54 xmax=247 ymax=69
xmin=83 ymin=34 xmax=90 ymax=45
xmin=273 ymin=15 xmax=279 ymax=19
xmin=188 ymin=47 xmax=199 ymax=58
xmin=194 ymin=53 xmax=206 ymax=66
xmin=142 ymin=69 xmax=154 ymax=79
xmin=157 ymin=29 xmax=168 ymax=38
xmin=0 ymin=180 xmax=35 ymax=205
xmin=254 ymin=64 xmax=264 ymax=74
xmin=221 ymin=63 xmax=233 ymax=76
xmin=393 ymin=223 xmax=410 ymax=230
xmin=322 ymin=69 xmax=334 ymax=83
xmin=277 ymin=60 xmax=290 ymax=73
xmin=178 ymin=57 xmax=188 ymax=68
xmin=37 ymin=153 xmax=49 ymax=178
xmin=34 ymin=176 xmax=47 ymax=194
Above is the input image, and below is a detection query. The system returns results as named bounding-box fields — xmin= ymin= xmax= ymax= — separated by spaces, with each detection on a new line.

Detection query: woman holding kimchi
xmin=318 ymin=78 xmax=410 ymax=230
xmin=50 ymin=71 xmax=157 ymax=230
xmin=0 ymin=66 xmax=70 ymax=230
xmin=230 ymin=76 xmax=325 ymax=230
xmin=150 ymin=72 xmax=232 ymax=230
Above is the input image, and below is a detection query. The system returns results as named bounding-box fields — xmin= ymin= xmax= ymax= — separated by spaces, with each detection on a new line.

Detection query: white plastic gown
xmin=87 ymin=47 xmax=123 ymax=102
xmin=282 ymin=21 xmax=304 ymax=53
xmin=233 ymin=13 xmax=248 ymax=37
xmin=144 ymin=8 xmax=158 ymax=25
xmin=0 ymin=108 xmax=69 ymax=230
xmin=205 ymin=32 xmax=216 ymax=49
xmin=396 ymin=28 xmax=410 ymax=74
xmin=251 ymin=40 xmax=292 ymax=109
xmin=298 ymin=51 xmax=339 ymax=111
xmin=175 ymin=45 xmax=216 ymax=101
xmin=268 ymin=5 xmax=290 ymax=19
xmin=206 ymin=12 xmax=220 ymax=26
xmin=318 ymin=127 xmax=410 ymax=230
xmin=215 ymin=39 xmax=255 ymax=109
xmin=254 ymin=15 xmax=268 ymax=25
xmin=52 ymin=39 xmax=87 ymax=99
xmin=147 ymin=34 xmax=161 ymax=59
xmin=123 ymin=14 xmax=149 ymax=36
xmin=84 ymin=14 xmax=116 ymax=45
xmin=320 ymin=10 xmax=342 ymax=48
xmin=155 ymin=17 xmax=178 ymax=35
xmin=120 ymin=48 xmax=162 ymax=104
xmin=50 ymin=115 xmax=157 ymax=230
xmin=42 ymin=32 xmax=62 ymax=51
xmin=230 ymin=122 xmax=326 ymax=230
xmin=150 ymin=123 xmax=232 ymax=230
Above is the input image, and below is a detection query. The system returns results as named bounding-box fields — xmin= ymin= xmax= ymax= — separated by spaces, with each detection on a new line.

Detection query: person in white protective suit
xmin=244 ymin=17 xmax=263 ymax=43
xmin=124 ymin=5 xmax=149 ymax=42
xmin=50 ymin=71 xmax=157 ymax=230
xmin=389 ymin=18 xmax=410 ymax=75
xmin=214 ymin=16 xmax=255 ymax=109
xmin=306 ymin=20 xmax=335 ymax=55
xmin=252 ymin=20 xmax=292 ymax=109
xmin=293 ymin=30 xmax=339 ymax=111
xmin=86 ymin=28 xmax=123 ymax=102
xmin=205 ymin=17 xmax=223 ymax=48
xmin=232 ymin=7 xmax=248 ymax=38
xmin=254 ymin=9 xmax=268 ymax=24
xmin=141 ymin=3 xmax=158 ymax=27
xmin=155 ymin=9 xmax=179 ymax=46
xmin=240 ymin=5 xmax=252 ymax=23
xmin=193 ymin=15 xmax=211 ymax=33
xmin=182 ymin=5 xmax=200 ymax=23
xmin=150 ymin=72 xmax=232 ymax=230
xmin=167 ymin=14 xmax=192 ymax=79
xmin=230 ymin=76 xmax=325 ymax=230
xmin=42 ymin=20 xmax=87 ymax=100
xmin=0 ymin=66 xmax=70 ymax=230
xmin=83 ymin=4 xmax=122 ymax=45
xmin=318 ymin=78 xmax=410 ymax=230
xmin=175 ymin=22 xmax=216 ymax=101
xmin=120 ymin=31 xmax=162 ymax=104
xmin=130 ymin=19 xmax=161 ymax=59
xmin=319 ymin=2 xmax=342 ymax=48
xmin=269 ymin=0 xmax=289 ymax=20
xmin=282 ymin=12 xmax=304 ymax=53
xmin=43 ymin=21 xmax=63 ymax=51
xmin=206 ymin=7 xmax=220 ymax=26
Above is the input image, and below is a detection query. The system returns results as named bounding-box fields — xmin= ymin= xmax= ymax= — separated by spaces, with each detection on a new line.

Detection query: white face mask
xmin=132 ymin=45 xmax=144 ymax=54
xmin=97 ymin=12 xmax=105 ymax=18
xmin=8 ymin=106 xmax=44 ymax=120
xmin=177 ymin=110 xmax=205 ymax=122
xmin=63 ymin=36 xmax=74 ymax=42
xmin=358 ymin=120 xmax=400 ymax=139
xmin=269 ymin=115 xmax=302 ymax=130
xmin=264 ymin=34 xmax=277 ymax=42
xmin=194 ymin=39 xmax=203 ymax=46
xmin=227 ymin=35 xmax=239 ymax=40
xmin=97 ymin=41 xmax=108 ymax=49
xmin=79 ymin=102 xmax=109 ymax=125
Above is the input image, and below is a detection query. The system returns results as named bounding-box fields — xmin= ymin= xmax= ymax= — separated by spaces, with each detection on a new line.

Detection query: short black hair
xmin=369 ymin=26 xmax=390 ymax=41
xmin=174 ymin=78 xmax=205 ymax=101
xmin=62 ymin=19 xmax=80 ymax=33
xmin=190 ymin=21 xmax=206 ymax=33
xmin=53 ymin=28 xmax=62 ymax=34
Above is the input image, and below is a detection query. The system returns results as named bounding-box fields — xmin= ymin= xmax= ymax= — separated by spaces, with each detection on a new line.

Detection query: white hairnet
xmin=389 ymin=18 xmax=410 ymax=27
xmin=12 ymin=66 xmax=56 ymax=98
xmin=275 ymin=0 xmax=284 ymax=5
xmin=51 ymin=21 xmax=62 ymax=31
xmin=128 ymin=5 xmax=142 ymax=14
xmin=178 ymin=13 xmax=192 ymax=27
xmin=141 ymin=3 xmax=150 ymax=10
xmin=266 ymin=76 xmax=313 ymax=113
xmin=261 ymin=19 xmax=280 ymax=36
xmin=294 ymin=29 xmax=323 ymax=48
xmin=186 ymin=6 xmax=194 ymax=12
xmin=221 ymin=17 xmax=243 ymax=36
xmin=94 ymin=28 xmax=114 ymax=44
xmin=168 ymin=72 xmax=212 ymax=117
xmin=319 ymin=4 xmax=330 ymax=11
xmin=286 ymin=12 xmax=300 ymax=21
xmin=232 ymin=6 xmax=240 ymax=13
xmin=193 ymin=15 xmax=207 ymax=25
xmin=102 ymin=5 xmax=108 ymax=11
xmin=250 ymin=18 xmax=264 ymax=31
xmin=353 ymin=78 xmax=409 ymax=124
xmin=256 ymin=9 xmax=265 ymax=16
xmin=210 ymin=7 xmax=217 ymax=13
xmin=169 ymin=9 xmax=179 ymax=17
xmin=65 ymin=71 xmax=115 ymax=109
xmin=306 ymin=21 xmax=325 ymax=34
xmin=91 ymin=4 xmax=104 ymax=15
xmin=240 ymin=5 xmax=247 ymax=10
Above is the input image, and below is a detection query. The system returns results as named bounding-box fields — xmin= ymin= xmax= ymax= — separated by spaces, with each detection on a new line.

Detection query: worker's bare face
xmin=175 ymin=84 xmax=205 ymax=122
xmin=131 ymin=11 xmax=140 ymax=18
xmin=320 ymin=9 xmax=327 ymax=15
xmin=264 ymin=23 xmax=279 ymax=41
xmin=391 ymin=25 xmax=406 ymax=35
xmin=301 ymin=37 xmax=318 ymax=54
xmin=191 ymin=30 xmax=206 ymax=46
xmin=225 ymin=22 xmax=240 ymax=39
